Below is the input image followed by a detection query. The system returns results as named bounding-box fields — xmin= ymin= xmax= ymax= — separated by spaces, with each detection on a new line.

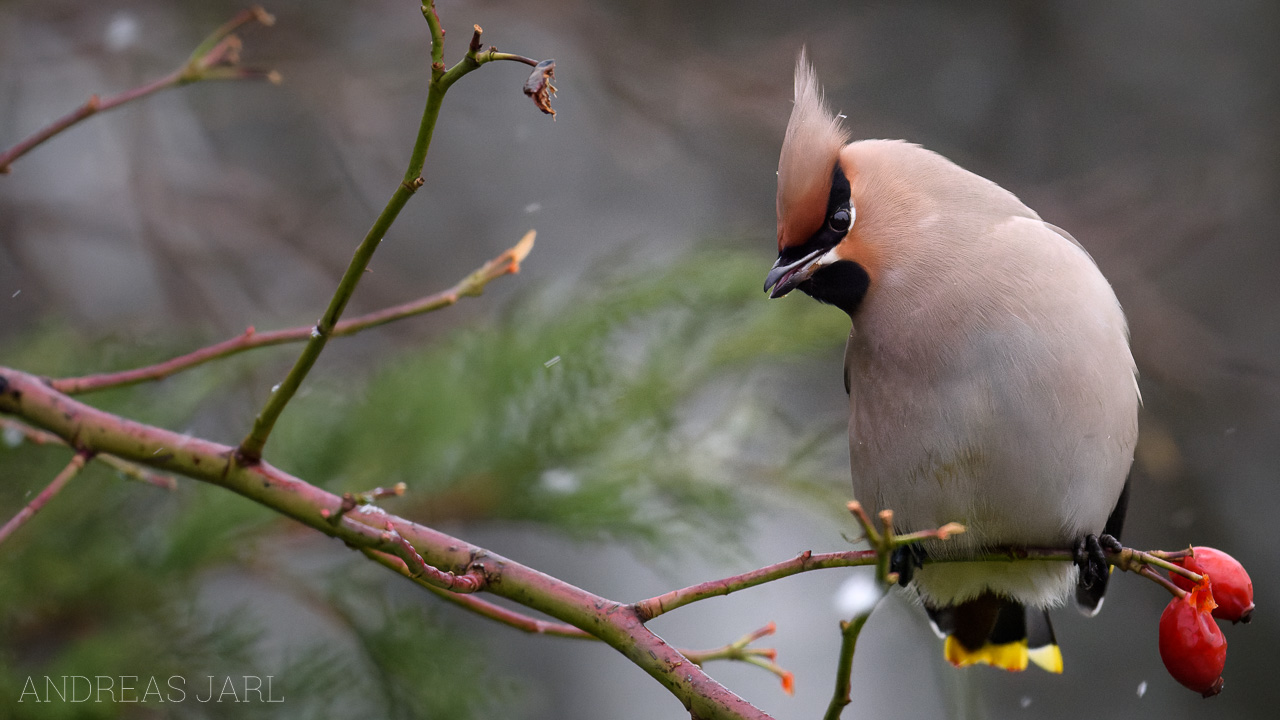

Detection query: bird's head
xmin=764 ymin=51 xmax=870 ymax=316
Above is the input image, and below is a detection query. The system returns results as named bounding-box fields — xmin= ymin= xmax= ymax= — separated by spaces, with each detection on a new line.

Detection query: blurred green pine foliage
xmin=1 ymin=249 xmax=849 ymax=718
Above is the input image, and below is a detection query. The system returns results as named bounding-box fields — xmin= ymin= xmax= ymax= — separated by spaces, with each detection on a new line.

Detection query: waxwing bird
xmin=765 ymin=52 xmax=1139 ymax=673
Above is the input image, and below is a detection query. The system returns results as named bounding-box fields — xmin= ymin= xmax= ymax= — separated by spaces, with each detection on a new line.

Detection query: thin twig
xmin=1140 ymin=565 xmax=1188 ymax=598
xmin=632 ymin=508 xmax=960 ymax=623
xmin=51 ymin=231 xmax=534 ymax=395
xmin=238 ymin=2 xmax=540 ymax=461
xmin=633 ymin=539 xmax=1192 ymax=625
xmin=0 ymin=6 xmax=277 ymax=174
xmin=823 ymin=614 xmax=870 ymax=720
xmin=368 ymin=545 xmax=790 ymax=683
xmin=484 ymin=51 xmax=540 ymax=66
xmin=682 ymin=622 xmax=794 ymax=695
xmin=376 ymin=520 xmax=485 ymax=593
xmin=0 ymin=416 xmax=63 ymax=445
xmin=0 ymin=451 xmax=92 ymax=545
xmin=365 ymin=548 xmax=593 ymax=638
xmin=0 ymin=417 xmax=176 ymax=489
xmin=97 ymin=455 xmax=179 ymax=490
xmin=632 ymin=549 xmax=878 ymax=622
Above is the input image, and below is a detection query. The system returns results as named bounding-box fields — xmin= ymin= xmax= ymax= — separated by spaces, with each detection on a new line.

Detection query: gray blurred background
xmin=2 ymin=1 xmax=1277 ymax=718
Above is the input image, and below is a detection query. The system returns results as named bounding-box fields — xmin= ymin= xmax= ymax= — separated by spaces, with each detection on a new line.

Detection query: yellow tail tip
xmin=944 ymin=636 xmax=1063 ymax=674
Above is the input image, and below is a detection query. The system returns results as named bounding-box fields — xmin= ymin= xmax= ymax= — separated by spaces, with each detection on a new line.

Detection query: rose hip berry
xmin=1159 ymin=579 xmax=1227 ymax=697
xmin=1173 ymin=547 xmax=1255 ymax=624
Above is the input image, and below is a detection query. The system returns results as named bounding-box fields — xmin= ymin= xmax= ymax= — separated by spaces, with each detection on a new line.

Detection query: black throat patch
xmin=801 ymin=260 xmax=870 ymax=316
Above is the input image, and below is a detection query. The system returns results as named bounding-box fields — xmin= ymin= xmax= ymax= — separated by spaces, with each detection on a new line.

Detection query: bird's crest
xmin=777 ymin=49 xmax=850 ymax=251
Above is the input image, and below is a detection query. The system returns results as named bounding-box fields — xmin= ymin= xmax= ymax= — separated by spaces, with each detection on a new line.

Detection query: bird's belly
xmin=849 ymin=424 xmax=1095 ymax=607
xmin=847 ymin=366 xmax=1132 ymax=553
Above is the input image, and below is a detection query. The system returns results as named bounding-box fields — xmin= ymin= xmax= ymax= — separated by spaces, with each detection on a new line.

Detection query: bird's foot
xmin=891 ymin=544 xmax=928 ymax=587
xmin=1073 ymin=533 xmax=1120 ymax=590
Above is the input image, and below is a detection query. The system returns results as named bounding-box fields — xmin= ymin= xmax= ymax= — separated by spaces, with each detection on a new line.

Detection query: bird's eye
xmin=828 ymin=206 xmax=853 ymax=233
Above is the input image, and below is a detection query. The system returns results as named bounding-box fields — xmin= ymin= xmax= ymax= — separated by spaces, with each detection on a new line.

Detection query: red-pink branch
xmin=50 ymin=231 xmax=535 ymax=396
xmin=366 ymin=547 xmax=594 ymax=638
xmin=633 ymin=549 xmax=876 ymax=622
xmin=0 ymin=7 xmax=277 ymax=174
xmin=1 ymin=416 xmax=176 ymax=490
xmin=0 ymin=450 xmax=92 ymax=545
xmin=0 ymin=366 xmax=771 ymax=720
xmin=368 ymin=547 xmax=787 ymax=685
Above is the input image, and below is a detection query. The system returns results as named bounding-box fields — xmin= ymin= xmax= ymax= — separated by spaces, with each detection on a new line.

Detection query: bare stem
xmin=377 ymin=520 xmax=485 ymax=592
xmin=823 ymin=613 xmax=870 ymax=720
xmin=0 ymin=7 xmax=276 ymax=174
xmin=0 ymin=416 xmax=64 ymax=446
xmin=185 ymin=6 xmax=275 ymax=64
xmin=237 ymin=178 xmax=417 ymax=461
xmin=483 ymin=51 xmax=540 ymax=66
xmin=633 ymin=549 xmax=878 ymax=622
xmin=50 ymin=232 xmax=533 ymax=396
xmin=366 ymin=548 xmax=594 ymax=638
xmin=1136 ymin=549 xmax=1204 ymax=583
xmin=683 ymin=623 xmax=776 ymax=665
xmin=371 ymin=544 xmax=789 ymax=689
xmin=97 ymin=455 xmax=179 ymax=490
xmin=1141 ymin=565 xmax=1188 ymax=598
xmin=0 ymin=417 xmax=175 ymax=489
xmin=239 ymin=2 xmax=541 ymax=461
xmin=0 ymin=451 xmax=91 ymax=545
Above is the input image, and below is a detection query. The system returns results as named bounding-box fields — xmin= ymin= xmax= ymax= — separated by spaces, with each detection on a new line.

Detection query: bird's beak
xmin=764 ymin=247 xmax=828 ymax=298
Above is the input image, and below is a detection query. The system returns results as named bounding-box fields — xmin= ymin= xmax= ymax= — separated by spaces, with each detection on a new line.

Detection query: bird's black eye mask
xmin=777 ymin=163 xmax=853 ymax=266
xmin=776 ymin=164 xmax=870 ymax=316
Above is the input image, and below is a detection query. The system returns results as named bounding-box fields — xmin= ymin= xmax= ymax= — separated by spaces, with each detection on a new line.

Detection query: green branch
xmin=823 ymin=614 xmax=871 ymax=720
xmin=238 ymin=4 xmax=549 ymax=462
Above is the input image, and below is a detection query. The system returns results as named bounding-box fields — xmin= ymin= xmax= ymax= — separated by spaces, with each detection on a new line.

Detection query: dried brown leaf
xmin=523 ymin=59 xmax=557 ymax=117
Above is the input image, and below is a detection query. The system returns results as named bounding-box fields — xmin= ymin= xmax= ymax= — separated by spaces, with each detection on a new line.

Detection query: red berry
xmin=1159 ymin=580 xmax=1227 ymax=697
xmin=1172 ymin=547 xmax=1255 ymax=623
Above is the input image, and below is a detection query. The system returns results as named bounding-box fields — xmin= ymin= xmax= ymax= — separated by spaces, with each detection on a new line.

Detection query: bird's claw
xmin=1074 ymin=534 xmax=1118 ymax=589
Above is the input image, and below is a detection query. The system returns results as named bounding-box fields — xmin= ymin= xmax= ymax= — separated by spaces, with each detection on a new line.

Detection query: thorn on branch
xmin=469 ymin=25 xmax=484 ymax=55
xmin=523 ymin=59 xmax=557 ymax=117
